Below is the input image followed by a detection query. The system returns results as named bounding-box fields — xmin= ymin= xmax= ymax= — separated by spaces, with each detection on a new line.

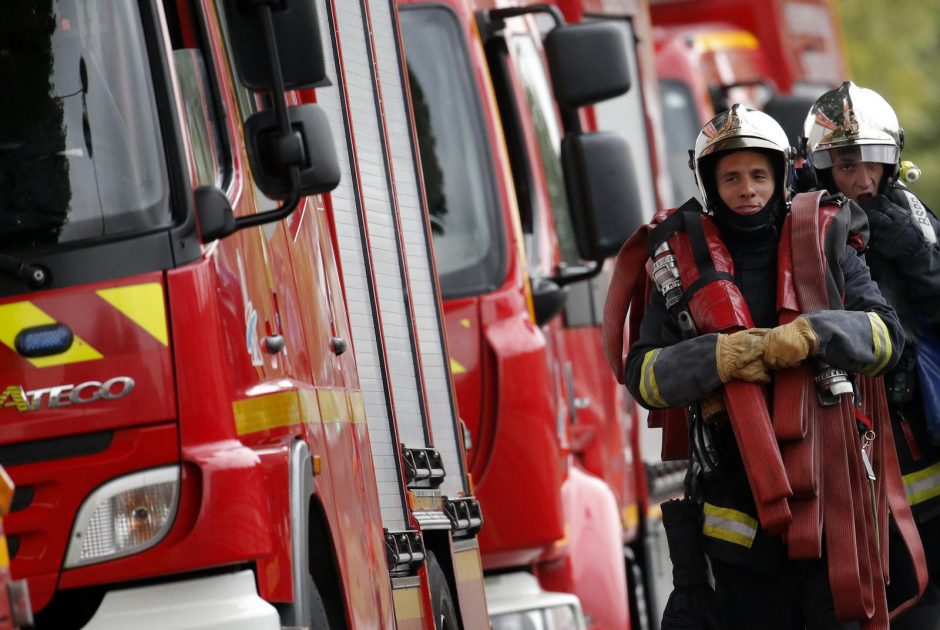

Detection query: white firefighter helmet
xmin=802 ymin=81 xmax=902 ymax=177
xmin=692 ymin=103 xmax=793 ymax=210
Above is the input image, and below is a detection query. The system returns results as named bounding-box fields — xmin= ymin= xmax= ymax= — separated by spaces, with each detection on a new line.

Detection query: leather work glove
xmin=762 ymin=316 xmax=819 ymax=369
xmin=716 ymin=329 xmax=770 ymax=384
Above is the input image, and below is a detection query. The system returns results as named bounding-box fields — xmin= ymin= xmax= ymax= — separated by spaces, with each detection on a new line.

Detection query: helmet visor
xmin=812 ymin=144 xmax=899 ymax=169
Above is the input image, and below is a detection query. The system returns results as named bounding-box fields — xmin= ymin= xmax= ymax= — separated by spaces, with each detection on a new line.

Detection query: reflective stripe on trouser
xmin=703 ymin=502 xmax=758 ymax=549
xmin=903 ymin=460 xmax=940 ymax=506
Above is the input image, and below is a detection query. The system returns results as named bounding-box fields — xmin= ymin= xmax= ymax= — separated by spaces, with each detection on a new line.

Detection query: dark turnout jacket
xmin=862 ymin=184 xmax=940 ymax=534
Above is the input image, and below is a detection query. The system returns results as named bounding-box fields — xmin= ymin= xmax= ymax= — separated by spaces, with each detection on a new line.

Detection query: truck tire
xmin=427 ymin=551 xmax=459 ymax=630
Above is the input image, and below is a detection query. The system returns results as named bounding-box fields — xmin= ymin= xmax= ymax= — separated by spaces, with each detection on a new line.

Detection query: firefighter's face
xmin=830 ymin=153 xmax=884 ymax=202
xmin=715 ymin=151 xmax=775 ymax=215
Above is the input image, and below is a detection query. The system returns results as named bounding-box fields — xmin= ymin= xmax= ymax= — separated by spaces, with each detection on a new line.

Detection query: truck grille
xmin=0 ymin=432 xmax=113 ymax=468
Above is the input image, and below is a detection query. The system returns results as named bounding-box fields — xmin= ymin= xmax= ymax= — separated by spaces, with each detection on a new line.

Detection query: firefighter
xmin=624 ymin=105 xmax=904 ymax=628
xmin=804 ymin=81 xmax=940 ymax=630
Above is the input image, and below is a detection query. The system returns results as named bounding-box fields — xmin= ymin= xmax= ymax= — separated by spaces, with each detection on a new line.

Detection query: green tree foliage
xmin=836 ymin=0 xmax=940 ymax=209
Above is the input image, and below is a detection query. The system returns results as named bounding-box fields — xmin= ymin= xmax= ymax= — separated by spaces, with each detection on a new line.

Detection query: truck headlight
xmin=65 ymin=467 xmax=179 ymax=568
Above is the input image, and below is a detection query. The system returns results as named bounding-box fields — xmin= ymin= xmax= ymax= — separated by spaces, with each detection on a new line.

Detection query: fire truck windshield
xmin=0 ymin=0 xmax=170 ymax=250
xmin=400 ymin=7 xmax=506 ymax=299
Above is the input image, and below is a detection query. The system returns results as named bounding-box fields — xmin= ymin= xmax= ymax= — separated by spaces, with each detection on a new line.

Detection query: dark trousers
xmin=891 ymin=580 xmax=940 ymax=630
xmin=710 ymin=558 xmax=860 ymax=630
xmin=890 ymin=525 xmax=940 ymax=630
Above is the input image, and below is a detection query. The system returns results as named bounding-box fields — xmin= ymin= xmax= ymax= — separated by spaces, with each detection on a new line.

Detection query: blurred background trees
xmin=836 ymin=0 xmax=940 ymax=209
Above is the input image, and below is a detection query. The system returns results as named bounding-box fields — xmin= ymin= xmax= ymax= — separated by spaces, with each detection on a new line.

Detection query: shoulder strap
xmin=889 ymin=185 xmax=938 ymax=245
xmin=645 ymin=197 xmax=703 ymax=256
xmin=790 ymin=191 xmax=842 ymax=312
xmin=672 ymin=211 xmax=735 ymax=317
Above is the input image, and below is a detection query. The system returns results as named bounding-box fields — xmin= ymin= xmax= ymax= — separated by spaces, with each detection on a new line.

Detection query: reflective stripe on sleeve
xmin=702 ymin=502 xmax=758 ymax=549
xmin=860 ymin=313 xmax=892 ymax=376
xmin=639 ymin=349 xmax=669 ymax=408
xmin=903 ymin=461 xmax=940 ymax=506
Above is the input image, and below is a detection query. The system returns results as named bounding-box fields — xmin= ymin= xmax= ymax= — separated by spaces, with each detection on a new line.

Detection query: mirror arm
xmin=480 ymin=4 xmax=565 ymax=40
xmin=234 ymin=167 xmax=302 ymax=230
xmin=560 ymin=108 xmax=581 ymax=136
xmin=253 ymin=0 xmax=291 ymax=137
xmin=487 ymin=4 xmax=565 ymax=27
xmin=552 ymin=259 xmax=603 ymax=286
xmin=234 ymin=0 xmax=301 ymax=232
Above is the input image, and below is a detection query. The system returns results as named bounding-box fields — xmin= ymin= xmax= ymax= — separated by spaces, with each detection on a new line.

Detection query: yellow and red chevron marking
xmin=95 ymin=283 xmax=169 ymax=347
xmin=0 ymin=279 xmax=168 ymax=369
xmin=0 ymin=301 xmax=102 ymax=368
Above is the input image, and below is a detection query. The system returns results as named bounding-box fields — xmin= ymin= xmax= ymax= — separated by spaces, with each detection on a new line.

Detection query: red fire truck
xmin=650 ymin=0 xmax=849 ymax=200
xmin=654 ymin=24 xmax=781 ymax=203
xmin=1 ymin=1 xmax=489 ymax=628
xmin=397 ymin=0 xmax=674 ymax=627
xmin=652 ymin=0 xmax=847 ymax=96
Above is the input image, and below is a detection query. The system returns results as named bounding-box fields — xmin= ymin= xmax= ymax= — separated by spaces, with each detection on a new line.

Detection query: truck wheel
xmin=428 ymin=551 xmax=459 ymax=629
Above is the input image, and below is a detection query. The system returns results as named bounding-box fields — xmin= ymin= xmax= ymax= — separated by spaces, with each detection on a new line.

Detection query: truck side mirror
xmin=544 ymin=21 xmax=630 ymax=111
xmin=210 ymin=0 xmax=341 ymax=236
xmin=220 ymin=0 xmax=328 ymax=90
xmin=544 ymin=19 xmax=638 ymax=266
xmin=245 ymin=104 xmax=341 ymax=200
xmin=194 ymin=186 xmax=236 ymax=243
xmin=531 ymin=276 xmax=568 ymax=326
xmin=562 ymin=132 xmax=642 ymax=261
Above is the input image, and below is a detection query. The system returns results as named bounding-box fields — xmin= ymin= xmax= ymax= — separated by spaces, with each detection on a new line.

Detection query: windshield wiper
xmin=0 ymin=253 xmax=49 ymax=290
